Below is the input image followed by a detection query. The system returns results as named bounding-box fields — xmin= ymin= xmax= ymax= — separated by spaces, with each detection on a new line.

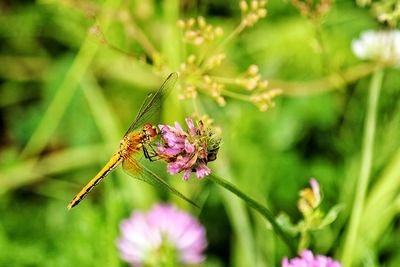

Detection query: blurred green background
xmin=1 ymin=0 xmax=400 ymax=266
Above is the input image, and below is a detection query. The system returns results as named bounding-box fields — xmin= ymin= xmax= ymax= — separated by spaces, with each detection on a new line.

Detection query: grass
xmin=1 ymin=0 xmax=400 ymax=266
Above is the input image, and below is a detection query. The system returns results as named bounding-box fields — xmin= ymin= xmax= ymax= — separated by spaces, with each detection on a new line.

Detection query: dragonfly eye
xmin=143 ymin=123 xmax=158 ymax=138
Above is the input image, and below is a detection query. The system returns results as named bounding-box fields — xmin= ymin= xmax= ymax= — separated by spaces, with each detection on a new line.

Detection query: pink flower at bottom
xmin=117 ymin=204 xmax=207 ymax=267
xmin=282 ymin=250 xmax=342 ymax=267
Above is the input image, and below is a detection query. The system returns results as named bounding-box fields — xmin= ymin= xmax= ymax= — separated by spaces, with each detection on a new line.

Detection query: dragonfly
xmin=67 ymin=72 xmax=195 ymax=209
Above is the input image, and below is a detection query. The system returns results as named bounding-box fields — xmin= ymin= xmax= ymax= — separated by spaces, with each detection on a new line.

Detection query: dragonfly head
xmin=143 ymin=123 xmax=158 ymax=139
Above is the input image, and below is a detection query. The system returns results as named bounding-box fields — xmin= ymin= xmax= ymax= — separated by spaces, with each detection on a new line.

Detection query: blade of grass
xmin=271 ymin=62 xmax=383 ymax=96
xmin=162 ymin=0 xmax=181 ymax=69
xmin=362 ymin=147 xmax=400 ymax=222
xmin=81 ymin=74 xmax=123 ymax=144
xmin=341 ymin=68 xmax=384 ymax=266
xmin=0 ymin=144 xmax=110 ymax=194
xmin=360 ymin=146 xmax=400 ymax=244
xmin=19 ymin=0 xmax=123 ymax=159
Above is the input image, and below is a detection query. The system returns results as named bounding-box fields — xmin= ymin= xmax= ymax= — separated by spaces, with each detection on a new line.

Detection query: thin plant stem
xmin=341 ymin=68 xmax=384 ymax=266
xmin=221 ymin=89 xmax=251 ymax=101
xmin=0 ymin=144 xmax=110 ymax=194
xmin=313 ymin=21 xmax=330 ymax=74
xmin=198 ymin=22 xmax=247 ymax=72
xmin=215 ymin=21 xmax=247 ymax=55
xmin=271 ymin=62 xmax=383 ymax=96
xmin=195 ymin=81 xmax=250 ymax=102
xmin=208 ymin=173 xmax=297 ymax=255
xmin=362 ymin=146 xmax=400 ymax=236
xmin=119 ymin=11 xmax=160 ymax=62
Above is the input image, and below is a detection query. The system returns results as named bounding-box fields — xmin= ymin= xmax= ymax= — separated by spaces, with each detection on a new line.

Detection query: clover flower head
xmin=157 ymin=118 xmax=221 ymax=180
xmin=282 ymin=250 xmax=342 ymax=267
xmin=117 ymin=204 xmax=207 ymax=267
xmin=352 ymin=29 xmax=400 ymax=66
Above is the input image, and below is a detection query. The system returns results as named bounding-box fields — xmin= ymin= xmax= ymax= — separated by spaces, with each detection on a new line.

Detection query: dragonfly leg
xmin=148 ymin=143 xmax=159 ymax=155
xmin=142 ymin=144 xmax=160 ymax=162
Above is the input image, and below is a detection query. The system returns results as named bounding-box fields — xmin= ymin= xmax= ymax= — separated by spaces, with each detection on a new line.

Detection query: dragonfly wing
xmin=124 ymin=72 xmax=178 ymax=136
xmin=122 ymin=157 xmax=198 ymax=207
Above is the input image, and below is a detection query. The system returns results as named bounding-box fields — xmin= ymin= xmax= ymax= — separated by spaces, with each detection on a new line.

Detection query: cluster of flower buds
xmin=250 ymin=88 xmax=282 ymax=111
xmin=178 ymin=55 xmax=199 ymax=100
xmin=88 ymin=24 xmax=107 ymax=45
xmin=204 ymin=76 xmax=226 ymax=107
xmin=177 ymin=16 xmax=224 ymax=46
xmin=239 ymin=0 xmax=268 ymax=27
xmin=203 ymin=53 xmax=226 ymax=71
xmin=356 ymin=0 xmax=400 ymax=27
xmin=290 ymin=0 xmax=333 ymax=21
xmin=156 ymin=118 xmax=221 ymax=180
xmin=179 ymin=54 xmax=197 ymax=74
xmin=177 ymin=83 xmax=197 ymax=100
xmin=238 ymin=64 xmax=269 ymax=91
xmin=234 ymin=65 xmax=280 ymax=111
xmin=191 ymin=112 xmax=217 ymax=130
xmin=378 ymin=6 xmax=400 ymax=27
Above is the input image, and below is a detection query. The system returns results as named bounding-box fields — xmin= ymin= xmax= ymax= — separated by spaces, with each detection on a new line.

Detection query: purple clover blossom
xmin=282 ymin=250 xmax=342 ymax=267
xmin=157 ymin=118 xmax=221 ymax=180
xmin=117 ymin=204 xmax=207 ymax=267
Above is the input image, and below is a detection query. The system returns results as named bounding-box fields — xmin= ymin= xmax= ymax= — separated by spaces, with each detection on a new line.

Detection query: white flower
xmin=352 ymin=29 xmax=400 ymax=66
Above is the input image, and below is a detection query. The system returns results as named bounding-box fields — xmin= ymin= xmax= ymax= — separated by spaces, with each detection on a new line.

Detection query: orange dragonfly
xmin=67 ymin=72 xmax=195 ymax=209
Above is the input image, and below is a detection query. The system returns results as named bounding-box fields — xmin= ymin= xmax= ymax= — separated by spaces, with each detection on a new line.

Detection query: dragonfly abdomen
xmin=67 ymin=153 xmax=122 ymax=209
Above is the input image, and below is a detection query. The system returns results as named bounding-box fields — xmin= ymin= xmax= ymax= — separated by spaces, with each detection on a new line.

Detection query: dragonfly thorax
xmin=142 ymin=123 xmax=158 ymax=139
xmin=119 ymin=123 xmax=158 ymax=158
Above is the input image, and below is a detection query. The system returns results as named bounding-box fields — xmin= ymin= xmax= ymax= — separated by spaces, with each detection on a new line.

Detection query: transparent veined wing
xmin=122 ymin=156 xmax=198 ymax=207
xmin=124 ymin=72 xmax=178 ymax=136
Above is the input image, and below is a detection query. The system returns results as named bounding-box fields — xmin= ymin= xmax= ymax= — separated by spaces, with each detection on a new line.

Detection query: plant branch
xmin=208 ymin=173 xmax=297 ymax=255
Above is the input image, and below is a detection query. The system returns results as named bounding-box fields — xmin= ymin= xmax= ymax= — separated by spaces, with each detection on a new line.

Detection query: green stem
xmin=341 ymin=68 xmax=384 ymax=266
xmin=313 ymin=21 xmax=330 ymax=74
xmin=120 ymin=10 xmax=160 ymax=62
xmin=208 ymin=173 xmax=297 ymax=255
xmin=198 ymin=21 xmax=246 ymax=72
xmin=162 ymin=0 xmax=181 ymax=69
xmin=221 ymin=89 xmax=251 ymax=101
xmin=271 ymin=62 xmax=383 ymax=96
xmin=214 ymin=21 xmax=247 ymax=56
xmin=298 ymin=228 xmax=310 ymax=253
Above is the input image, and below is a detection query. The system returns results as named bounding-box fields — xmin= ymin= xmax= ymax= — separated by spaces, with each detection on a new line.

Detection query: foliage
xmin=1 ymin=0 xmax=400 ymax=266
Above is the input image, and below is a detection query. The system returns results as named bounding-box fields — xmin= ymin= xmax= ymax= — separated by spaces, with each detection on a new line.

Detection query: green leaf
xmin=319 ymin=204 xmax=344 ymax=229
